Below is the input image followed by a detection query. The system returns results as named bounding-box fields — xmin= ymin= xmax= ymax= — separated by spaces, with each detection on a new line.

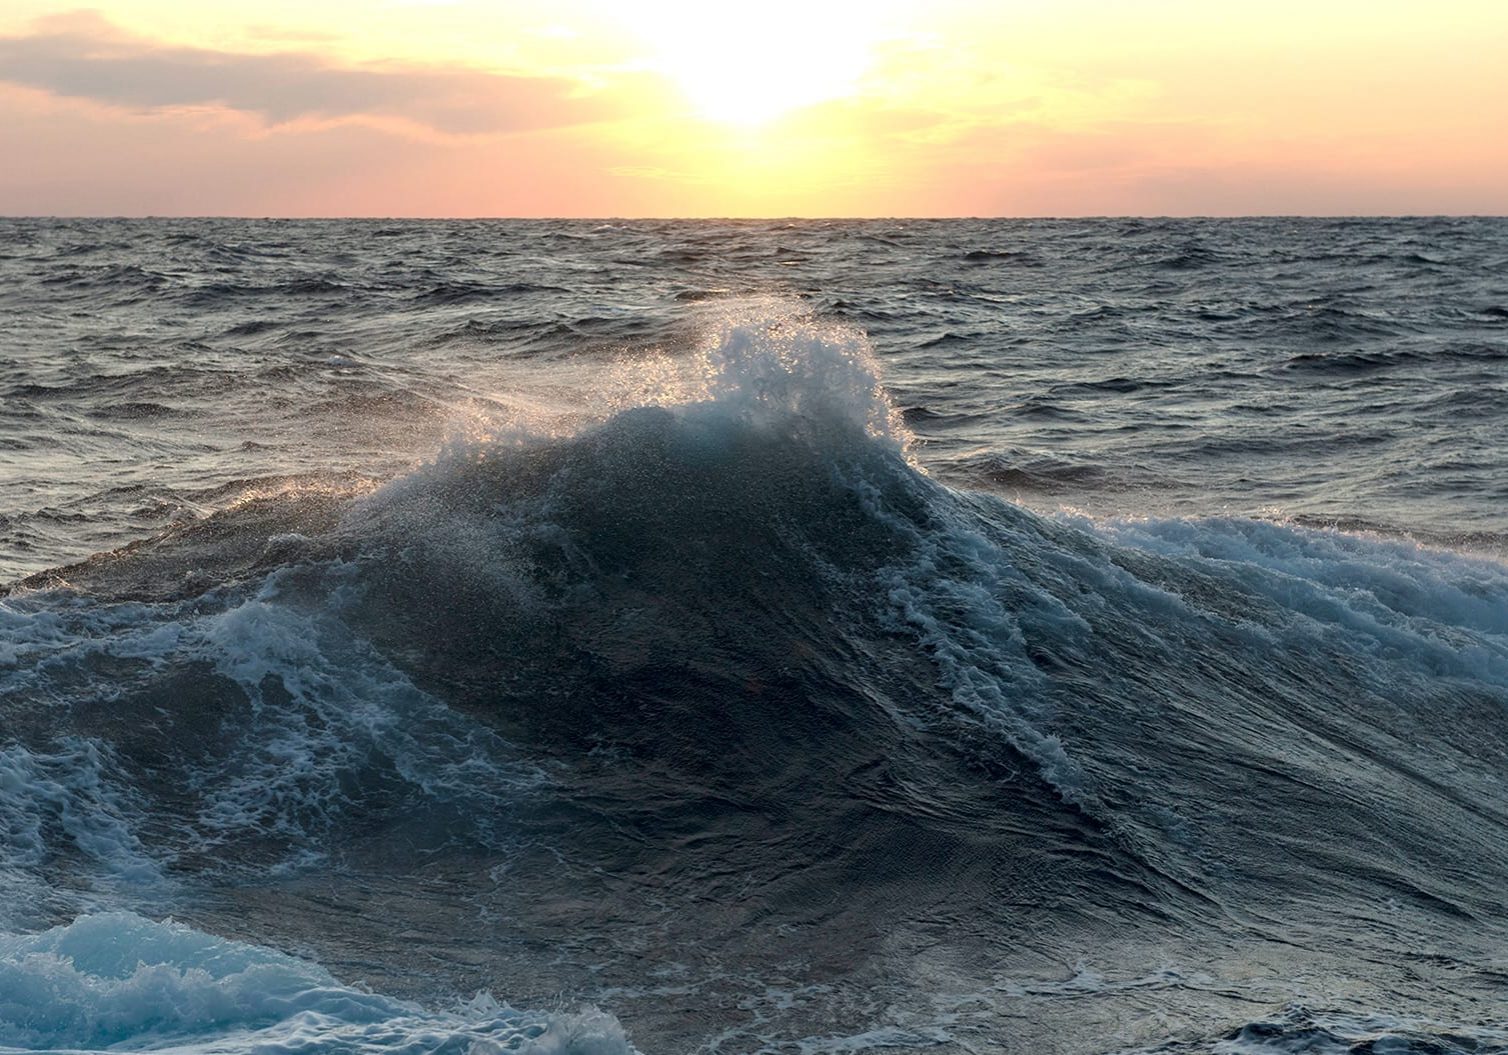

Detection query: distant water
xmin=1 ymin=218 xmax=1507 ymax=1054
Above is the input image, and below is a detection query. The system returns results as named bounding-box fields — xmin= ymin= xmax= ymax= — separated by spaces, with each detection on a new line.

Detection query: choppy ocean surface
xmin=1 ymin=217 xmax=1506 ymax=1055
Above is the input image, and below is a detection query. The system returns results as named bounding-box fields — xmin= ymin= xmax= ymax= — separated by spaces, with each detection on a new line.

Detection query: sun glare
xmin=632 ymin=1 xmax=889 ymax=126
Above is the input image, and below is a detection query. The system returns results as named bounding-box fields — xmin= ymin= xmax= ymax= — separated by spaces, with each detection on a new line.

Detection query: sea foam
xmin=0 ymin=913 xmax=632 ymax=1055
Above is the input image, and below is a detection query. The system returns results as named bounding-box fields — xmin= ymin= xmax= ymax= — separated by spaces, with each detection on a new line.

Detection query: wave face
xmin=2 ymin=220 xmax=1508 ymax=1053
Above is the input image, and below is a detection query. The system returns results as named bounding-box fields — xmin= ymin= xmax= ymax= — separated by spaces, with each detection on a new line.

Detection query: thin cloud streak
xmin=0 ymin=11 xmax=607 ymax=135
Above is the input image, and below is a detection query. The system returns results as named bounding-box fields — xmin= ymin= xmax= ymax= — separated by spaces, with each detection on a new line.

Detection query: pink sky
xmin=2 ymin=3 xmax=1505 ymax=216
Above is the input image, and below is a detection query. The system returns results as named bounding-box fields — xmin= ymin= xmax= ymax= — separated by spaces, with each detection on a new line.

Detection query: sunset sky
xmin=1 ymin=1 xmax=1504 ymax=216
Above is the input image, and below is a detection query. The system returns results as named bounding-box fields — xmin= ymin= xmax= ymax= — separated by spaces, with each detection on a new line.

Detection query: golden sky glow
xmin=1 ymin=1 xmax=1505 ymax=216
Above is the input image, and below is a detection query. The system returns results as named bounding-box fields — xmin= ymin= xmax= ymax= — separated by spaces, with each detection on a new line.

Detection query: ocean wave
xmin=7 ymin=308 xmax=1508 ymax=850
xmin=2 ymin=304 xmax=1507 ymax=1047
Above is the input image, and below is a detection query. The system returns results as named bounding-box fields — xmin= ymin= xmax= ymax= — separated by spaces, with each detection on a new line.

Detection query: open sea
xmin=1 ymin=217 xmax=1506 ymax=1054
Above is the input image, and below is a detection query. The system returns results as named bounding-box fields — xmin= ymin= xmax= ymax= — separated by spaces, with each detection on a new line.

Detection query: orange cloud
xmin=0 ymin=11 xmax=611 ymax=136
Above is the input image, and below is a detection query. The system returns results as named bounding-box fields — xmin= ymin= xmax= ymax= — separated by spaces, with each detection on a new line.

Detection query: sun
xmin=631 ymin=1 xmax=890 ymax=126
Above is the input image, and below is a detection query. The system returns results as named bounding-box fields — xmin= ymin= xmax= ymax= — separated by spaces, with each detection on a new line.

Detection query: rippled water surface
xmin=1 ymin=218 xmax=1506 ymax=1055
xmin=4 ymin=218 xmax=1505 ymax=579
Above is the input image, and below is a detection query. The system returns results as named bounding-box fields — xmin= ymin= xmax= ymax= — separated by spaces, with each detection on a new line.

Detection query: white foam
xmin=0 ymin=741 xmax=150 ymax=876
xmin=683 ymin=305 xmax=909 ymax=449
xmin=0 ymin=594 xmax=184 ymax=690
xmin=1075 ymin=514 xmax=1508 ymax=690
xmin=0 ymin=741 xmax=164 ymax=930
xmin=862 ymin=480 xmax=1099 ymax=807
xmin=1 ymin=566 xmax=546 ymax=896
xmin=0 ymin=913 xmax=634 ymax=1055
xmin=187 ymin=568 xmax=546 ymax=854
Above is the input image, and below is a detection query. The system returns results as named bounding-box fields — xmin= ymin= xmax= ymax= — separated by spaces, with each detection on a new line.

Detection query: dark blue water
xmin=1 ymin=218 xmax=1506 ymax=1054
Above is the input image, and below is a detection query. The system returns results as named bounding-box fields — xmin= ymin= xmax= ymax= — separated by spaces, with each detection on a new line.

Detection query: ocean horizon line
xmin=4 ymin=212 xmax=1506 ymax=222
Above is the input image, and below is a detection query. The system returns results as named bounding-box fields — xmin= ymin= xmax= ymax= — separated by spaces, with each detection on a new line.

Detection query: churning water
xmin=1 ymin=218 xmax=1506 ymax=1054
